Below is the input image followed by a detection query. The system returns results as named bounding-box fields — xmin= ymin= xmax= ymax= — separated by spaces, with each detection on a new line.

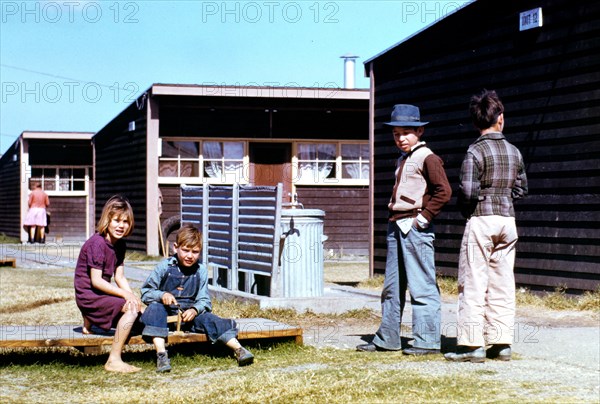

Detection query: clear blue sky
xmin=0 ymin=0 xmax=470 ymax=154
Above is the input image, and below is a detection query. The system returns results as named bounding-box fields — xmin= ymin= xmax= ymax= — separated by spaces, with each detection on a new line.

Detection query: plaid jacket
xmin=459 ymin=132 xmax=528 ymax=218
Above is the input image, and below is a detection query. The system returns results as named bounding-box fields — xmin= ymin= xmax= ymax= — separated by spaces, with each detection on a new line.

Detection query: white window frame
xmin=29 ymin=166 xmax=90 ymax=196
xmin=157 ymin=138 xmax=369 ymax=186
xmin=158 ymin=139 xmax=201 ymax=181
xmin=340 ymin=143 xmax=370 ymax=182
xmin=293 ymin=141 xmax=369 ymax=186
xmin=158 ymin=138 xmax=249 ymax=185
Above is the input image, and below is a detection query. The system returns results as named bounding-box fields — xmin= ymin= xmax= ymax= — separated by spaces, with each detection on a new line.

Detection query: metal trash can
xmin=279 ymin=208 xmax=326 ymax=297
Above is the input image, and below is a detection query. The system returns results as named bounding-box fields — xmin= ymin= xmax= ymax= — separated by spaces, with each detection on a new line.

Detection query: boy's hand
xmin=161 ymin=292 xmax=177 ymax=306
xmin=182 ymin=309 xmax=197 ymax=322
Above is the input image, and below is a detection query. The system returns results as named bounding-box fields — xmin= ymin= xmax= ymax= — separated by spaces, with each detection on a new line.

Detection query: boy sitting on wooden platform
xmin=140 ymin=224 xmax=254 ymax=372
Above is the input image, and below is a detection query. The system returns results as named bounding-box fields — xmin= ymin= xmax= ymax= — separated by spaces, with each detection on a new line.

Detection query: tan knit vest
xmin=388 ymin=146 xmax=433 ymax=212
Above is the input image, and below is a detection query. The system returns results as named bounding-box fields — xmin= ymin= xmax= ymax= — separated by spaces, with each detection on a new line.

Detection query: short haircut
xmin=469 ymin=89 xmax=505 ymax=130
xmin=176 ymin=224 xmax=202 ymax=249
xmin=96 ymin=195 xmax=134 ymax=237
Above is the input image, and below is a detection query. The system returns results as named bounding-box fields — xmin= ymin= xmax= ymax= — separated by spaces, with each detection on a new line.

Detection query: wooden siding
xmin=295 ymin=186 xmax=369 ymax=256
xmin=0 ymin=149 xmax=22 ymax=238
xmin=46 ymin=196 xmax=87 ymax=242
xmin=369 ymin=0 xmax=600 ymax=291
xmin=94 ymin=100 xmax=148 ymax=252
xmin=159 ymin=185 xmax=181 ymax=222
xmin=159 ymin=184 xmax=182 ymax=245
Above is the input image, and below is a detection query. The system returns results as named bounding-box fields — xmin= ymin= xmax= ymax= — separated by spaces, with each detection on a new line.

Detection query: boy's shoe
xmin=356 ymin=343 xmax=379 ymax=352
xmin=444 ymin=346 xmax=486 ymax=363
xmin=235 ymin=347 xmax=254 ymax=366
xmin=402 ymin=347 xmax=440 ymax=356
xmin=356 ymin=343 xmax=396 ymax=352
xmin=486 ymin=344 xmax=512 ymax=361
xmin=157 ymin=351 xmax=172 ymax=372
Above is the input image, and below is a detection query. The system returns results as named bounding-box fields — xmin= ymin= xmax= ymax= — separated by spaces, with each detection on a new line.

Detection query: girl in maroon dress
xmin=74 ymin=195 xmax=142 ymax=373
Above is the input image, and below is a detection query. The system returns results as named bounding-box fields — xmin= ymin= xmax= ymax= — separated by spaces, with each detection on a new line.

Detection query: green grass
xmin=125 ymin=251 xmax=165 ymax=261
xmin=0 ymin=341 xmax=587 ymax=403
xmin=0 ymin=341 xmax=555 ymax=404
xmin=358 ymin=273 xmax=600 ymax=313
xmin=515 ymin=284 xmax=600 ymax=312
xmin=1 ymin=265 xmax=598 ymax=402
xmin=0 ymin=233 xmax=20 ymax=244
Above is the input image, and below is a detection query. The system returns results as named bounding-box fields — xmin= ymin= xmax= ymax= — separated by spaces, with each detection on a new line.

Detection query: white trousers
xmin=457 ymin=215 xmax=518 ymax=347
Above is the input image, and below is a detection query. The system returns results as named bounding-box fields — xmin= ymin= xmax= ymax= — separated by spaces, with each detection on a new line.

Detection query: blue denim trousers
xmin=373 ymin=221 xmax=441 ymax=350
xmin=141 ymin=302 xmax=238 ymax=345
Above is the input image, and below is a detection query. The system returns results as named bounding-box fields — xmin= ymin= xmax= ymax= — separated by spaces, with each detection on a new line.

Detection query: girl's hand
xmin=123 ymin=300 xmax=137 ymax=313
xmin=124 ymin=291 xmax=142 ymax=312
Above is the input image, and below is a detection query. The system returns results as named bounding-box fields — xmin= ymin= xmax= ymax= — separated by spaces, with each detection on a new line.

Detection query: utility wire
xmin=1 ymin=63 xmax=137 ymax=91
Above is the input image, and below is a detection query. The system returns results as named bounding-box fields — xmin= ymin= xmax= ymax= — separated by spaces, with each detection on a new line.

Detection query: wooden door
xmin=249 ymin=143 xmax=292 ymax=203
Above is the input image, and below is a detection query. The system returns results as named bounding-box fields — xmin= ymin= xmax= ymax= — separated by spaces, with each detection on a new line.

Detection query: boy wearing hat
xmin=357 ymin=104 xmax=451 ymax=355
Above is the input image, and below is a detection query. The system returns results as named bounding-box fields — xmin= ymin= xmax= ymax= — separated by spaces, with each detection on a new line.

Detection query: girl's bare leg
xmin=104 ymin=306 xmax=141 ymax=373
xmin=82 ymin=317 xmax=93 ymax=335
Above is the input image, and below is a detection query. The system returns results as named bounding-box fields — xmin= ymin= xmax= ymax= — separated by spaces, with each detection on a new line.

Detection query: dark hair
xmin=469 ymin=89 xmax=504 ymax=130
xmin=96 ymin=195 xmax=134 ymax=237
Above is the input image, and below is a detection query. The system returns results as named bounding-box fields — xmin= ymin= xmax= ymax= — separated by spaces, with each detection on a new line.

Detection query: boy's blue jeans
xmin=141 ymin=302 xmax=238 ymax=344
xmin=372 ymin=221 xmax=441 ymax=350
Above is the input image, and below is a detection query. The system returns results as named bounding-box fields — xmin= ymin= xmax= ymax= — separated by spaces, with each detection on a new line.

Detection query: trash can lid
xmin=281 ymin=208 xmax=325 ymax=218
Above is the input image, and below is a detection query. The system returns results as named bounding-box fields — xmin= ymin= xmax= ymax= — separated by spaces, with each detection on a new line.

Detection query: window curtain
xmin=298 ymin=144 xmax=335 ymax=181
xmin=341 ymin=144 xmax=369 ymax=180
xmin=203 ymin=141 xmax=223 ymax=178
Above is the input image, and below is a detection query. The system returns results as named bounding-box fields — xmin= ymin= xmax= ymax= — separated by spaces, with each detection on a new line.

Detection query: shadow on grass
xmin=0 ymin=348 xmax=115 ymax=368
xmin=0 ymin=337 xmax=299 ymax=369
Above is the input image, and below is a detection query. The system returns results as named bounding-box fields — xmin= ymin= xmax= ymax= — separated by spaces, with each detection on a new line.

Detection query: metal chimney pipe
xmin=340 ymin=53 xmax=359 ymax=89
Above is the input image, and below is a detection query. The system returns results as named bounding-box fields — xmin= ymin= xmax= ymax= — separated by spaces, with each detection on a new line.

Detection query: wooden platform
xmin=0 ymin=318 xmax=302 ymax=354
xmin=0 ymin=258 xmax=16 ymax=268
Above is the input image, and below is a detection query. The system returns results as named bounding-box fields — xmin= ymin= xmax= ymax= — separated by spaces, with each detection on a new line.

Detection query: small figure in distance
xmin=24 ymin=182 xmax=49 ymax=243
